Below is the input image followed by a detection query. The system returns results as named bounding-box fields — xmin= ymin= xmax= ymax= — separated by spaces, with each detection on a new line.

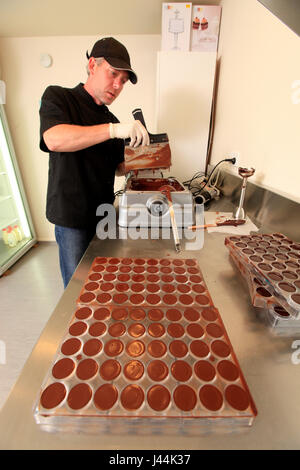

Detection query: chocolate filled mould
xmin=263 ymin=304 xmax=300 ymax=336
xmin=77 ymin=257 xmax=214 ymax=309
xmin=228 ymin=244 xmax=276 ymax=310
xmin=34 ymin=257 xmax=257 ymax=434
xmin=227 ymin=238 xmax=300 ymax=335
xmin=225 ymin=234 xmax=300 ymax=318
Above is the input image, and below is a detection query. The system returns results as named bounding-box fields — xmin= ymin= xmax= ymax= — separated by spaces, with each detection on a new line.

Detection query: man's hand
xmin=109 ymin=121 xmax=149 ymax=148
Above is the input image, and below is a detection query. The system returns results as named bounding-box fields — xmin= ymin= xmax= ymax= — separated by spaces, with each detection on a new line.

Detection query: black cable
xmin=183 ymin=171 xmax=206 ymax=190
xmin=197 ymin=158 xmax=235 ymax=194
xmin=114 ymin=189 xmax=124 ymax=197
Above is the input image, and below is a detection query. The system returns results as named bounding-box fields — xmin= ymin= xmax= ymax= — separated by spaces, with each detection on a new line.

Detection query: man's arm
xmin=43 ymin=123 xmax=110 ymax=152
xmin=43 ymin=120 xmax=150 ymax=153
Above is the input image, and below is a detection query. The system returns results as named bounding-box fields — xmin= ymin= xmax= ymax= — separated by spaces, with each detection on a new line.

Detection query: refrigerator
xmin=0 ymin=104 xmax=36 ymax=276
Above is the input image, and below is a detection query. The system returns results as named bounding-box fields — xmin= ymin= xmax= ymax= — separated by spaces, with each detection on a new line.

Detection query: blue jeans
xmin=55 ymin=225 xmax=95 ymax=288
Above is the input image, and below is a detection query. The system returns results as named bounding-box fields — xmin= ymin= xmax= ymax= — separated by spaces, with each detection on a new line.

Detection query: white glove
xmin=109 ymin=120 xmax=150 ymax=148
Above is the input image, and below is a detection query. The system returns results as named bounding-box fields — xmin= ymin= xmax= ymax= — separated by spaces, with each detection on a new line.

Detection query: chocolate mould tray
xmin=228 ymin=244 xmax=276 ymax=310
xmin=228 ymin=245 xmax=300 ymax=335
xmin=34 ymin=258 xmax=257 ymax=435
xmin=264 ymin=304 xmax=300 ymax=333
xmin=76 ymin=257 xmax=214 ymax=310
xmin=225 ymin=233 xmax=300 ymax=318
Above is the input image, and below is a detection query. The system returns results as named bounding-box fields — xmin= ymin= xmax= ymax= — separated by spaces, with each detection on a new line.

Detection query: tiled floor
xmin=0 ymin=242 xmax=63 ymax=410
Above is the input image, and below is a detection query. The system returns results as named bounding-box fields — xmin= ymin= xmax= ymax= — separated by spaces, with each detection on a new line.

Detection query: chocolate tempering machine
xmin=118 ymin=109 xmax=195 ymax=252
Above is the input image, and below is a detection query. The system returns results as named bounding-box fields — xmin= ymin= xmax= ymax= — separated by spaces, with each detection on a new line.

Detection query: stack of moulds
xmin=225 ymin=233 xmax=300 ymax=336
xmin=34 ymin=257 xmax=257 ymax=435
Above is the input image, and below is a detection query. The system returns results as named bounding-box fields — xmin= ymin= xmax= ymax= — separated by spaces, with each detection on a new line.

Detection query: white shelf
xmin=0 ymin=217 xmax=18 ymax=231
xmin=0 ymin=195 xmax=12 ymax=204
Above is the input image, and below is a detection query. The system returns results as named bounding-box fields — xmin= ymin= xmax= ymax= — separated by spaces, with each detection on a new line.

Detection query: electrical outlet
xmin=228 ymin=152 xmax=239 ymax=167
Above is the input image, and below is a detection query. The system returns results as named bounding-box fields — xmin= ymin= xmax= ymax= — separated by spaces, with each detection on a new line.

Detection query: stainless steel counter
xmin=1 ymin=214 xmax=300 ymax=450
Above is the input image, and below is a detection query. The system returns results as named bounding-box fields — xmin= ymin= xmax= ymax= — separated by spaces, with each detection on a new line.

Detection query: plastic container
xmin=2 ymin=228 xmax=8 ymax=245
xmin=6 ymin=226 xmax=17 ymax=247
xmin=13 ymin=225 xmax=23 ymax=242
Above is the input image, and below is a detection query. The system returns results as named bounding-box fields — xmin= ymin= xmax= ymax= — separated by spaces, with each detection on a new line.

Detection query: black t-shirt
xmin=39 ymin=83 xmax=124 ymax=228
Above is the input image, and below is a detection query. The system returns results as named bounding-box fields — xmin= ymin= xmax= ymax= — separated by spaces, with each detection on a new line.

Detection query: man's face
xmin=88 ymin=58 xmax=129 ymax=105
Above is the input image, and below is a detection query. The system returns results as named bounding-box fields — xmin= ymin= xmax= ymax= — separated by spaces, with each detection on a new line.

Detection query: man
xmin=39 ymin=37 xmax=149 ymax=288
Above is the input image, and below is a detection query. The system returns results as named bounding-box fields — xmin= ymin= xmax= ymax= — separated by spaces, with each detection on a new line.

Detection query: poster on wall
xmin=161 ymin=3 xmax=192 ymax=51
xmin=191 ymin=5 xmax=222 ymax=52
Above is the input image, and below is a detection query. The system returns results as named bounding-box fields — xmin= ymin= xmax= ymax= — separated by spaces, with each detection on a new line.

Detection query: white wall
xmin=211 ymin=0 xmax=300 ymax=202
xmin=156 ymin=51 xmax=217 ymax=178
xmin=0 ymin=35 xmax=161 ymax=240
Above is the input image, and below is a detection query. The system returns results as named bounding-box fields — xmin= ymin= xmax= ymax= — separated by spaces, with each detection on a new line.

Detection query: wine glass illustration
xmin=169 ymin=10 xmax=184 ymax=50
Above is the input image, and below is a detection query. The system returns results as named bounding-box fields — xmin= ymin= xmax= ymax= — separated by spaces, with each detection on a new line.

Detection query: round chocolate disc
xmin=190 ymin=340 xmax=209 ymax=358
xmin=147 ymin=385 xmax=171 ymax=412
xmin=199 ymin=384 xmax=223 ymax=411
xmin=61 ymin=338 xmax=81 ymax=356
xmin=166 ymin=309 xmax=182 ymax=321
xmin=147 ymin=340 xmax=167 ymax=358
xmin=171 ymin=361 xmax=192 ymax=382
xmin=125 ymin=340 xmax=145 ymax=357
xmin=225 ymin=384 xmax=250 ymax=411
xmin=104 ymin=339 xmax=124 ymax=357
xmin=147 ymin=360 xmax=169 ymax=382
xmin=148 ymin=309 xmax=164 ymax=321
xmin=88 ymin=322 xmax=107 ymax=337
xmin=83 ymin=338 xmax=102 ymax=356
xmin=123 ymin=360 xmax=144 ymax=381
xmin=40 ymin=382 xmax=66 ymax=409
xmin=108 ymin=322 xmax=126 ymax=337
xmin=167 ymin=323 xmax=185 ymax=338
xmin=67 ymin=383 xmax=92 ymax=410
xmin=69 ymin=321 xmax=88 ymax=337
xmin=99 ymin=359 xmax=121 ymax=380
xmin=94 ymin=384 xmax=118 ymax=411
xmin=128 ymin=322 xmax=146 ymax=338
xmin=121 ymin=384 xmax=144 ymax=411
xmin=129 ymin=308 xmax=146 ymax=321
xmin=217 ymin=360 xmax=239 ymax=382
xmin=76 ymin=358 xmax=98 ymax=380
xmin=79 ymin=292 xmax=95 ymax=303
xmin=75 ymin=307 xmax=92 ymax=320
xmin=148 ymin=323 xmax=166 ymax=338
xmin=186 ymin=323 xmax=204 ymax=338
xmin=169 ymin=340 xmax=188 ymax=358
xmin=194 ymin=360 xmax=216 ymax=382
xmin=201 ymin=308 xmax=218 ymax=322
xmin=112 ymin=308 xmax=128 ymax=321
xmin=184 ymin=308 xmax=200 ymax=322
xmin=94 ymin=307 xmax=110 ymax=320
xmin=211 ymin=340 xmax=231 ymax=358
xmin=173 ymin=385 xmax=197 ymax=412
xmin=206 ymin=323 xmax=223 ymax=338
xmin=52 ymin=358 xmax=75 ymax=380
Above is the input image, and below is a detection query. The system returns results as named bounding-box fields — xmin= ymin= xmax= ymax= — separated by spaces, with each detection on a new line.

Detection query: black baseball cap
xmin=86 ymin=37 xmax=137 ymax=84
